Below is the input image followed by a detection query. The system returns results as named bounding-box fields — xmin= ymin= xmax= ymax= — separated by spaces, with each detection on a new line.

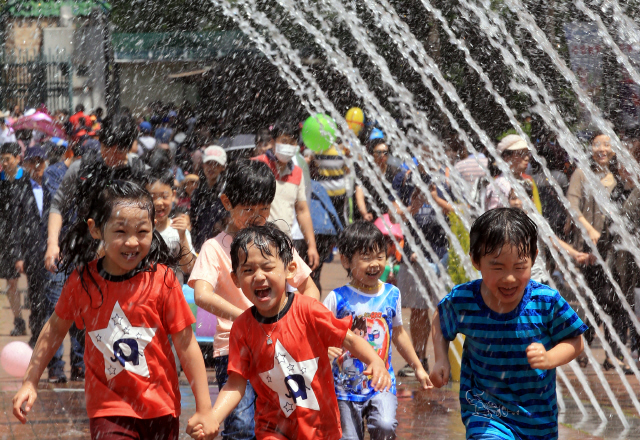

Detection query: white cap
xmin=497 ymin=135 xmax=528 ymax=155
xmin=202 ymin=145 xmax=227 ymax=166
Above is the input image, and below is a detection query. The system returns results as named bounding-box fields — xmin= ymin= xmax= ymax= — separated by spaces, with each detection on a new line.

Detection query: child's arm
xmin=526 ymin=335 xmax=584 ymax=370
xmin=172 ymin=326 xmax=217 ymax=440
xmin=296 ymin=276 xmax=320 ymax=301
xmin=430 ymin=310 xmax=451 ymax=388
xmin=189 ymin=372 xmax=247 ymax=440
xmin=194 ymin=279 xmax=245 ymax=321
xmin=13 ymin=312 xmax=73 ymax=423
xmin=392 ymin=326 xmax=433 ymax=390
xmin=342 ymin=330 xmax=392 ymax=392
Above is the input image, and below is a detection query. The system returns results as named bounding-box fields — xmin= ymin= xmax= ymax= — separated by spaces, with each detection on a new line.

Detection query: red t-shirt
xmin=228 ymin=293 xmax=352 ymax=440
xmin=55 ymin=259 xmax=195 ymax=419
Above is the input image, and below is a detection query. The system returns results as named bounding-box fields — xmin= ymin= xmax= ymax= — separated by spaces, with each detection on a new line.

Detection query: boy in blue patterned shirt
xmin=432 ymin=208 xmax=587 ymax=440
xmin=323 ymin=220 xmax=432 ymax=440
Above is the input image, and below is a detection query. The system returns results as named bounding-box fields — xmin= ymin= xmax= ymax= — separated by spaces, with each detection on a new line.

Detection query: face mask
xmin=275 ymin=143 xmax=298 ymax=163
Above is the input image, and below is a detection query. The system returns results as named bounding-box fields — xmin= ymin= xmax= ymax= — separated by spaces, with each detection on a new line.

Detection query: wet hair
xmin=75 ymin=104 xmax=85 ymax=113
xmin=99 ymin=114 xmax=137 ymax=151
xmin=144 ymin=169 xmax=175 ymax=189
xmin=0 ymin=142 xmax=21 ymax=157
xmin=338 ymin=220 xmax=387 ymax=262
xmin=59 ymin=180 xmax=180 ymax=306
xmin=271 ymin=120 xmax=300 ymax=140
xmin=230 ymin=223 xmax=294 ymax=273
xmin=469 ymin=208 xmax=537 ymax=264
xmin=590 ymin=131 xmax=607 ymax=144
xmin=221 ymin=159 xmax=276 ymax=207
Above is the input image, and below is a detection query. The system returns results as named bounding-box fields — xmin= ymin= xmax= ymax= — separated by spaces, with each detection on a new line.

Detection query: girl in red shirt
xmin=13 ymin=180 xmax=217 ymax=439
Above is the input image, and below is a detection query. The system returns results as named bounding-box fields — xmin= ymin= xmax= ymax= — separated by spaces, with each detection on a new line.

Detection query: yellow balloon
xmin=346 ymin=107 xmax=364 ymax=135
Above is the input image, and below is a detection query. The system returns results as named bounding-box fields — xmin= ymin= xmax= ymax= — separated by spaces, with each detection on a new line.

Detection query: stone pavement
xmin=0 ymin=263 xmax=631 ymax=439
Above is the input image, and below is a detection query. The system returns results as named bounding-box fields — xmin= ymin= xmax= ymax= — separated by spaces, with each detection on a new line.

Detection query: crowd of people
xmin=1 ymin=99 xmax=638 ymax=440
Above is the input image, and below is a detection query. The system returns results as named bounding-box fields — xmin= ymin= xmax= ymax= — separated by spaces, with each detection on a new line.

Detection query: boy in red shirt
xmin=190 ymin=224 xmax=391 ymax=440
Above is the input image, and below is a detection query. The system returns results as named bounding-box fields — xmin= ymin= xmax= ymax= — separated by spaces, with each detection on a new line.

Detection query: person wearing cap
xmin=16 ymin=146 xmax=50 ymax=349
xmin=190 ymin=145 xmax=227 ymax=252
xmin=484 ymin=134 xmax=542 ymax=212
xmin=138 ymin=121 xmax=157 ymax=153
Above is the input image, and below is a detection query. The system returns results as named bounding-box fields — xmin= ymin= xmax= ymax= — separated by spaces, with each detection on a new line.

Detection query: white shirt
xmin=30 ymin=179 xmax=43 ymax=217
xmin=159 ymin=221 xmax=195 ymax=284
xmin=0 ymin=126 xmax=16 ymax=145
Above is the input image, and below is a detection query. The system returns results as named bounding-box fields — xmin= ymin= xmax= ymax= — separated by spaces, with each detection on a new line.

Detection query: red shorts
xmin=89 ymin=414 xmax=180 ymax=440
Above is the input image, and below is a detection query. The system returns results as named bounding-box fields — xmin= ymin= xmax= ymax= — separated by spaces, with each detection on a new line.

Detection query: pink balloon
xmin=196 ymin=308 xmax=217 ymax=337
xmin=1 ymin=341 xmax=33 ymax=378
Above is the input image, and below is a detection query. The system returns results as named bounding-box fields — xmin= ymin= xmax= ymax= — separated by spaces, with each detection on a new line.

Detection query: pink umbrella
xmin=11 ymin=112 xmax=67 ymax=139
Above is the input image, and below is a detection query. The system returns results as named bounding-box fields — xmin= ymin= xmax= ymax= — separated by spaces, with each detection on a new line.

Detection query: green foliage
xmin=447 ymin=211 xmax=472 ymax=286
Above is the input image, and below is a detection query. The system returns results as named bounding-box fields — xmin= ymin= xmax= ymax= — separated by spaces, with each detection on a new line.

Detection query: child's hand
xmin=363 ymin=358 xmax=392 ymax=392
xmin=15 ymin=260 xmax=24 ymax=274
xmin=172 ymin=214 xmax=190 ymax=239
xmin=328 ymin=346 xmax=343 ymax=360
xmin=527 ymin=343 xmax=552 ymax=370
xmin=430 ymin=360 xmax=450 ymax=388
xmin=12 ymin=382 xmax=38 ymax=424
xmin=186 ymin=411 xmax=219 ymax=440
xmin=415 ymin=367 xmax=434 ymax=390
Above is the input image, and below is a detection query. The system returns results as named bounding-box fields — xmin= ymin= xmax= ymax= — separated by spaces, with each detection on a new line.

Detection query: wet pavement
xmin=0 ymin=263 xmax=636 ymax=439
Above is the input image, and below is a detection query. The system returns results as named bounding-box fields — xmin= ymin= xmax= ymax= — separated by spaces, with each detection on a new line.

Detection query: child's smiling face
xmin=472 ymin=244 xmax=536 ymax=313
xmin=341 ymin=248 xmax=386 ymax=290
xmin=231 ymin=242 xmax=297 ymax=317
xmin=89 ymin=204 xmax=154 ymax=276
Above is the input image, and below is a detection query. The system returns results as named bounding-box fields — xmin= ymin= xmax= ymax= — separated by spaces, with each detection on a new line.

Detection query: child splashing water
xmin=12 ymin=180 xmax=217 ymax=439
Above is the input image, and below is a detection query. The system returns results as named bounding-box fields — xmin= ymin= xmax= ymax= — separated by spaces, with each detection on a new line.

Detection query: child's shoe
xmin=396 ymin=363 xmax=416 ymax=377
xmin=10 ymin=317 xmax=26 ymax=336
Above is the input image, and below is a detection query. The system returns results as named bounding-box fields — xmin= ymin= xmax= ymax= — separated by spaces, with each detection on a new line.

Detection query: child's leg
xmin=410 ymin=308 xmax=430 ymax=361
xmin=213 ymin=355 xmax=256 ymax=440
xmin=337 ymin=400 xmax=366 ymax=440
xmin=364 ymin=392 xmax=397 ymax=440
xmin=89 ymin=415 xmax=179 ymax=440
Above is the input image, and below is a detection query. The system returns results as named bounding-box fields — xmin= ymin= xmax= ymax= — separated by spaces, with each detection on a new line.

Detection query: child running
xmin=431 ymin=208 xmax=587 ymax=440
xmin=12 ymin=180 xmax=217 ymax=439
xmin=191 ymin=224 xmax=391 ymax=440
xmin=324 ymin=220 xmax=432 ymax=440
xmin=189 ymin=159 xmax=320 ymax=440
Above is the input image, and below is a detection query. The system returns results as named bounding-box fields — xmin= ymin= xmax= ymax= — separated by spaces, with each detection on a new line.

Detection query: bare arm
xmin=342 ymin=330 xmax=392 ymax=392
xmin=430 ymin=310 xmax=451 ymax=388
xmin=355 ymin=186 xmax=372 ymax=220
xmin=295 ymin=276 xmax=320 ymax=301
xmin=45 ymin=212 xmax=63 ymax=271
xmin=13 ymin=313 xmax=73 ymax=423
xmin=194 ymin=371 xmax=246 ymax=439
xmin=392 ymin=325 xmax=432 ymax=389
xmin=173 ymin=326 xmax=217 ymax=439
xmin=193 ymin=279 xmax=244 ymax=321
xmin=295 ymin=200 xmax=319 ymax=270
xmin=527 ymin=335 xmax=584 ymax=370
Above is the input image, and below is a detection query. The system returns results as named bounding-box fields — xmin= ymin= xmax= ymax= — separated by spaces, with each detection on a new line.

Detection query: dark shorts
xmin=89 ymin=415 xmax=179 ymax=440
xmin=0 ymin=252 xmax=20 ymax=280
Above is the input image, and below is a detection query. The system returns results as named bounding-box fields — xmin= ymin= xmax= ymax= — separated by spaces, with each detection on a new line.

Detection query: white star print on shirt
xmin=258 ymin=339 xmax=319 ymax=417
xmin=88 ymin=301 xmax=157 ymax=379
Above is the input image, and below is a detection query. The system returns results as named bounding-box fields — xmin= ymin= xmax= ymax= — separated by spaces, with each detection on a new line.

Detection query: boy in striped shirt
xmin=431 ymin=208 xmax=587 ymax=440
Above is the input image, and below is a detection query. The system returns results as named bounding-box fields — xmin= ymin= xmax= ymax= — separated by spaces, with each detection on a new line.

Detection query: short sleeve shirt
xmin=228 ymin=293 xmax=351 ymax=440
xmin=254 ymin=153 xmax=306 ymax=236
xmin=438 ymin=279 xmax=587 ymax=440
xmin=188 ymin=231 xmax=312 ymax=357
xmin=55 ymin=260 xmax=195 ymax=419
xmin=323 ymin=284 xmax=402 ymax=402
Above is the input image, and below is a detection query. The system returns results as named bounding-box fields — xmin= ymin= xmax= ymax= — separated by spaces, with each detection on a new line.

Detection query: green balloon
xmin=302 ymin=114 xmax=337 ymax=152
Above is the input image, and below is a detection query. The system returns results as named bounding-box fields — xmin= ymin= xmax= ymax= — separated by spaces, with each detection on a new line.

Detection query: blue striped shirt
xmin=438 ymin=279 xmax=587 ymax=440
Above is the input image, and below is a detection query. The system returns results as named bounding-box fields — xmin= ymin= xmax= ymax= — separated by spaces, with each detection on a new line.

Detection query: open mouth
xmin=366 ymin=268 xmax=381 ymax=277
xmin=254 ymin=287 xmax=271 ymax=300
xmin=121 ymin=252 xmax=139 ymax=261
xmin=498 ymin=287 xmax=518 ymax=298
